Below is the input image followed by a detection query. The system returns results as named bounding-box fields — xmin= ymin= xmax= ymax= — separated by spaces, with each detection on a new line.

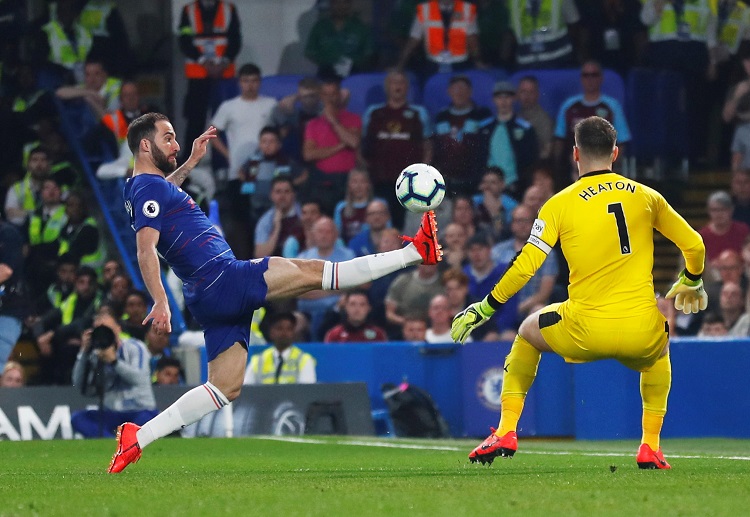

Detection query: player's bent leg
xmin=469 ymin=311 xmax=550 ymax=465
xmin=264 ymin=258 xmax=325 ymax=300
xmin=108 ymin=344 xmax=243 ymax=474
xmin=637 ymin=352 xmax=672 ymax=470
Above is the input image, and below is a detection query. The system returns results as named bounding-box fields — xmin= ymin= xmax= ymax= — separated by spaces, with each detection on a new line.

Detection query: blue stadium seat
xmin=656 ymin=70 xmax=688 ymax=160
xmin=341 ymin=71 xmax=421 ymax=115
xmin=259 ymin=74 xmax=306 ymax=100
xmin=421 ymin=69 xmax=502 ymax=117
xmin=508 ymin=68 xmax=626 ymax=122
xmin=626 ymin=68 xmax=662 ymax=163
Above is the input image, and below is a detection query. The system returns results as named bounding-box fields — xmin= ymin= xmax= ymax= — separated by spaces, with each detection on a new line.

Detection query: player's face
xmin=149 ymin=121 xmax=180 ymax=174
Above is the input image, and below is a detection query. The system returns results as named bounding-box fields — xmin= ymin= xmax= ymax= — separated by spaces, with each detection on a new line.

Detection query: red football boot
xmin=402 ymin=210 xmax=442 ymax=265
xmin=636 ymin=443 xmax=671 ymax=470
xmin=108 ymin=422 xmax=142 ymax=474
xmin=469 ymin=427 xmax=518 ymax=465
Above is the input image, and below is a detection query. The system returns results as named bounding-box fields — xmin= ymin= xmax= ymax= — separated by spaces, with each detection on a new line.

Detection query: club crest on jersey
xmin=143 ymin=200 xmax=160 ymax=218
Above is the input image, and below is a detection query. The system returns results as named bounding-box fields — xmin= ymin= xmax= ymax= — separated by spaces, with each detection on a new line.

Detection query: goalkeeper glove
xmin=665 ymin=269 xmax=708 ymax=315
xmin=451 ymin=296 xmax=497 ymax=344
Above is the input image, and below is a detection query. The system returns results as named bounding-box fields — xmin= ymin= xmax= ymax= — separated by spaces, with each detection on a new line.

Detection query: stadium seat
xmin=341 ymin=71 xmax=421 ymax=115
xmin=259 ymin=73 xmax=306 ymax=100
xmin=508 ymin=68 xmax=626 ymax=122
xmin=421 ymin=69 xmax=503 ymax=117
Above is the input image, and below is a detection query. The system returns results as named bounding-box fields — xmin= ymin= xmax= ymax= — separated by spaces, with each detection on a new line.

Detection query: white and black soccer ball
xmin=395 ymin=163 xmax=446 ymax=213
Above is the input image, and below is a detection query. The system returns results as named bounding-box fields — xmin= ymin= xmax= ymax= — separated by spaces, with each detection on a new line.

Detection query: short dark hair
xmin=155 ymin=356 xmax=182 ymax=372
xmin=484 ymin=166 xmax=505 ymax=181
xmin=238 ymin=63 xmax=261 ymax=77
xmin=267 ymin=311 xmax=297 ymax=328
xmin=127 ymin=112 xmax=169 ymax=155
xmin=76 ymin=265 xmax=98 ymax=282
xmin=518 ymin=75 xmax=539 ymax=87
xmin=260 ymin=126 xmax=281 ymax=139
xmin=127 ymin=289 xmax=151 ymax=305
xmin=574 ymin=116 xmax=617 ymax=159
xmin=345 ymin=289 xmax=370 ymax=302
xmin=271 ymin=175 xmax=294 ymax=191
xmin=28 ymin=146 xmax=48 ymax=160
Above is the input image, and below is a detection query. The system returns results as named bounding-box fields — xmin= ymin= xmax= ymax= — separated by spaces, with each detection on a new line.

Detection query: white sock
xmin=136 ymin=381 xmax=229 ymax=449
xmin=322 ymin=243 xmax=422 ymax=290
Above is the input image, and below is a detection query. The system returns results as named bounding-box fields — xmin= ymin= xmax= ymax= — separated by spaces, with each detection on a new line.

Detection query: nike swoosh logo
xmin=422 ymin=241 xmax=431 ymax=258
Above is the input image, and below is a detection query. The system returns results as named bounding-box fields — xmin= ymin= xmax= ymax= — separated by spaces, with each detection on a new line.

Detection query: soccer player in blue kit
xmin=109 ymin=113 xmax=442 ymax=473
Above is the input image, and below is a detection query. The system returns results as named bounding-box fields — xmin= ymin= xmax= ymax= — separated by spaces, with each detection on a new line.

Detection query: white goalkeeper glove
xmin=451 ymin=296 xmax=498 ymax=344
xmin=665 ymin=269 xmax=708 ymax=315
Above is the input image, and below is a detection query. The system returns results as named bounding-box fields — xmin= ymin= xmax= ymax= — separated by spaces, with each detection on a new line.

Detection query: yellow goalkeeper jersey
xmin=490 ymin=170 xmax=705 ymax=317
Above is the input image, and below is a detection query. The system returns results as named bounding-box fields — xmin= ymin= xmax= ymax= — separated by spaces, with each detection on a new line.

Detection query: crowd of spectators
xmin=2 ymin=0 xmax=750 ymax=390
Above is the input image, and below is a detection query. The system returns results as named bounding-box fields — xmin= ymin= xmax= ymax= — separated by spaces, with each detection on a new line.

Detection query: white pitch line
xmin=255 ymin=436 xmax=750 ymax=461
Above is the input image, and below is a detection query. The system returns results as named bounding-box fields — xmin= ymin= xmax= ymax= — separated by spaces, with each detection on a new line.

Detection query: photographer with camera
xmin=71 ymin=312 xmax=158 ymax=438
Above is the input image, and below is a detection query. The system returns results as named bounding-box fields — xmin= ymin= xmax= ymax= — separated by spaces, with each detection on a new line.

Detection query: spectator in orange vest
xmin=178 ymin=0 xmax=242 ymax=160
xmin=396 ymin=0 xmax=485 ymax=81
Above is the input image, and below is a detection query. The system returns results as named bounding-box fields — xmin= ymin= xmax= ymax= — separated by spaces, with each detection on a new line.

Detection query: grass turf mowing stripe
xmin=256 ymin=435 xmax=750 ymax=461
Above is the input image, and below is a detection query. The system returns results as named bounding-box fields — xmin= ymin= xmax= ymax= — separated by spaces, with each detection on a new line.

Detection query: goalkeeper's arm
xmin=665 ymin=268 xmax=708 ymax=315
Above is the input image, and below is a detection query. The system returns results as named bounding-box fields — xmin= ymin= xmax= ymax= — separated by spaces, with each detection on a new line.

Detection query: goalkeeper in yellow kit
xmin=452 ymin=116 xmax=707 ymax=469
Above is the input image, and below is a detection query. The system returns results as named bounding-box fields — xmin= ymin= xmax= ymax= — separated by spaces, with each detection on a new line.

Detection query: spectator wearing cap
xmin=432 ymin=74 xmax=495 ymax=196
xmin=699 ymin=190 xmax=750 ymax=266
xmin=478 ymin=80 xmax=538 ymax=196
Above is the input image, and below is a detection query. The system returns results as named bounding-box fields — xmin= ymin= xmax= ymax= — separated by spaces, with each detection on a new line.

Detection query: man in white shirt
xmin=211 ymin=63 xmax=278 ymax=260
xmin=426 ymin=294 xmax=467 ymax=343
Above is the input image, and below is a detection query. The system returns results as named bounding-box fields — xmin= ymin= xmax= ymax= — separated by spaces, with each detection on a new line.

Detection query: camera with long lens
xmin=81 ymin=325 xmax=116 ymax=398
xmin=90 ymin=325 xmax=116 ymax=351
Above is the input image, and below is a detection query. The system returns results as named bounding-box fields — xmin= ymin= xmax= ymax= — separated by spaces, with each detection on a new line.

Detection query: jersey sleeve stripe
xmin=527 ymin=235 xmax=552 ymax=254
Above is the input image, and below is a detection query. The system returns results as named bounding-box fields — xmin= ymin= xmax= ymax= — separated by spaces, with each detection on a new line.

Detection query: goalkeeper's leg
xmin=640 ymin=351 xmax=671 ymax=451
xmin=497 ymin=333 xmax=542 ymax=436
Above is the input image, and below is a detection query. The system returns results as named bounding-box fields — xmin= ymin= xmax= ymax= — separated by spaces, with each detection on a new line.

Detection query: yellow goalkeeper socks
xmin=640 ymin=353 xmax=672 ymax=450
xmin=497 ymin=334 xmax=541 ymax=436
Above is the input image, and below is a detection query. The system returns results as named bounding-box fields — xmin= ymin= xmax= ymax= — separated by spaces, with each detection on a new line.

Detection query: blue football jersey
xmin=123 ymin=174 xmax=235 ymax=286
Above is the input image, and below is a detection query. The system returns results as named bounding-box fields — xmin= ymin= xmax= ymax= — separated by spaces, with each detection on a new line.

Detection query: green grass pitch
xmin=1 ymin=436 xmax=749 ymax=516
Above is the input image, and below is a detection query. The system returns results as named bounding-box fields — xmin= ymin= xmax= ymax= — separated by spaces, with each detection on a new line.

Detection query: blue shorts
xmin=185 ymin=257 xmax=270 ymax=362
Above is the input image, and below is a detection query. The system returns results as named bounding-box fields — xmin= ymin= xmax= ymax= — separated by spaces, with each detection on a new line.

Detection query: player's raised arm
xmin=136 ymin=227 xmax=171 ymax=334
xmin=166 ymin=126 xmax=217 ymax=187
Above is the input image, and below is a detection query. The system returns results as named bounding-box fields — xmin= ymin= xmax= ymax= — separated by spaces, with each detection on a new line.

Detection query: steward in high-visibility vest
xmin=59 ymin=215 xmax=106 ymax=274
xmin=178 ymin=0 xmax=241 ymax=80
xmin=711 ymin=0 xmax=750 ymax=55
xmin=644 ymin=0 xmax=713 ymax=43
xmin=41 ymin=19 xmax=92 ymax=81
xmin=509 ymin=0 xmax=580 ymax=67
xmin=246 ymin=346 xmax=317 ymax=384
xmin=28 ymin=203 xmax=67 ymax=246
xmin=6 ymin=146 xmax=49 ymax=225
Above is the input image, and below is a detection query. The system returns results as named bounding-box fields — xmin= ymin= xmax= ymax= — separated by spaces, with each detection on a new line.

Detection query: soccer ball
xmin=395 ymin=163 xmax=446 ymax=213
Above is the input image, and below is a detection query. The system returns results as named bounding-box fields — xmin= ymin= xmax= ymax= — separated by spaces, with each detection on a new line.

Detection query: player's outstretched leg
xmin=108 ymin=422 xmax=142 ymax=473
xmin=401 ymin=210 xmax=442 ymax=265
xmin=469 ymin=427 xmax=518 ymax=465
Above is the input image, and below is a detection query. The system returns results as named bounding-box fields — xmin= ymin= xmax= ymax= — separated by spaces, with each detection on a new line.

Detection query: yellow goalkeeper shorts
xmin=537 ymin=301 xmax=669 ymax=372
